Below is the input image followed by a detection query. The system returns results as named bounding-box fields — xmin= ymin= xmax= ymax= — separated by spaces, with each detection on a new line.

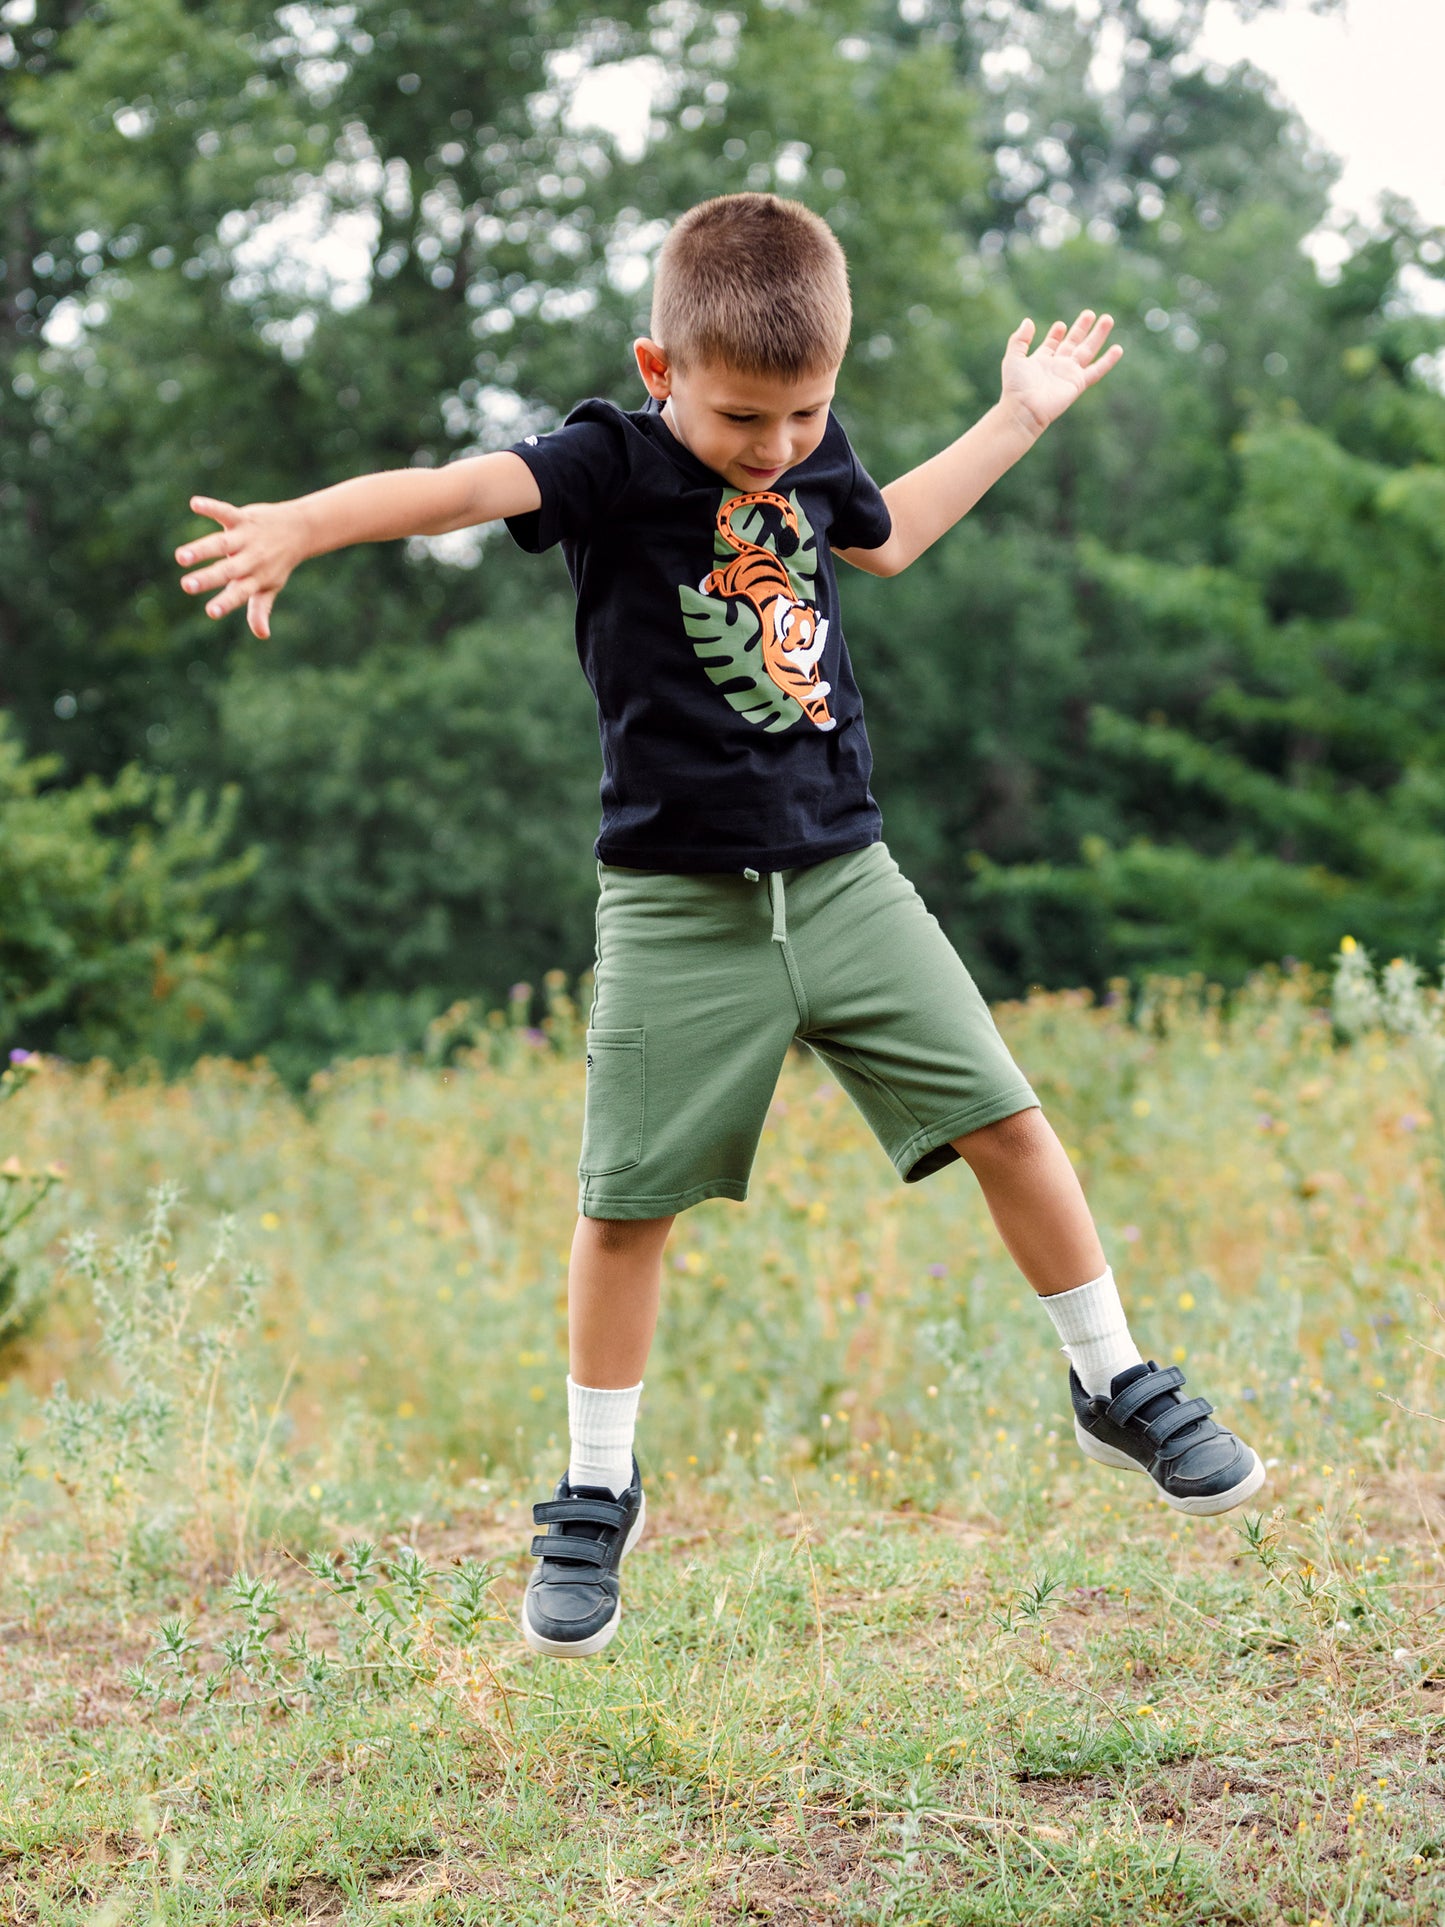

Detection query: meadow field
xmin=2 ymin=964 xmax=1444 ymax=1924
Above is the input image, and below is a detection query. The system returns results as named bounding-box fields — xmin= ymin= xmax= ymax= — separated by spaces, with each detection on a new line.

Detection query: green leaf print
xmin=679 ymin=584 xmax=803 ymax=732
xmin=678 ymin=489 xmax=820 ymax=733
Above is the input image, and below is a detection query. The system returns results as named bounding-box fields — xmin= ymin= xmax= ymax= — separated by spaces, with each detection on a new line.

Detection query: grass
xmin=2 ymin=965 xmax=1444 ymax=1923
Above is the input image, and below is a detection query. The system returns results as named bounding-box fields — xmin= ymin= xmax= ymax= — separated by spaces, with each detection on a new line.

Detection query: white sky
xmin=1196 ymin=0 xmax=1445 ymax=235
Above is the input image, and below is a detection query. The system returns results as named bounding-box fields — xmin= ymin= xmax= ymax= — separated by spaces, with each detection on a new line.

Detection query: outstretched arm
xmin=175 ymin=451 xmax=542 ymax=639
xmin=833 ymin=309 xmax=1122 ymax=578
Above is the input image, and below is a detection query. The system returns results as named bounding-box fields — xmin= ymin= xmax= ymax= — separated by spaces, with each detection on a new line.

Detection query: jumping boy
xmin=176 ymin=192 xmax=1264 ymax=1659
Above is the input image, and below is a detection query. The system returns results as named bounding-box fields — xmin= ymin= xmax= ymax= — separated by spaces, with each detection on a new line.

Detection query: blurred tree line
xmin=4 ymin=0 xmax=1444 ymax=1079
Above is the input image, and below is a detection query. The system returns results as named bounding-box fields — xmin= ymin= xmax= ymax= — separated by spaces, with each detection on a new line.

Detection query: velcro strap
xmin=530 ymin=1533 xmax=609 ymax=1565
xmin=533 ymin=1496 xmax=627 ymax=1528
xmin=1145 ymin=1396 xmax=1213 ymax=1450
xmin=1106 ymin=1365 xmax=1185 ymax=1427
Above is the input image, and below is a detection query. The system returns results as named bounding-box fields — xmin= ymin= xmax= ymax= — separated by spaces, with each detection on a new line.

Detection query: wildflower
xmin=1339 ymin=935 xmax=1357 ymax=953
xmin=927 ymin=1262 xmax=947 ymax=1278
xmin=1401 ymin=1113 xmax=1421 ymax=1132
xmin=1121 ymin=1224 xmax=1141 ymax=1243
xmin=260 ymin=1211 xmax=280 ymax=1231
xmin=854 ymin=1290 xmax=871 ymax=1308
xmin=1131 ymin=1098 xmax=1151 ymax=1118
xmin=308 ymin=1483 xmax=323 ymax=1500
xmin=1177 ymin=1291 xmax=1195 ymax=1311
xmin=7 ymin=1048 xmax=29 ymax=1064
xmin=1340 ymin=1329 xmax=1357 ymax=1349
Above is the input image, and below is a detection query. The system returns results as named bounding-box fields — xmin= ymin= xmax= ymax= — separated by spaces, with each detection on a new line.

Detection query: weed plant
xmin=1 ymin=961 xmax=1444 ymax=1922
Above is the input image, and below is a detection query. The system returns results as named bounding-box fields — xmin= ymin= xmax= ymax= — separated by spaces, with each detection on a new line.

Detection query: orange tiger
xmin=700 ymin=491 xmax=836 ymax=731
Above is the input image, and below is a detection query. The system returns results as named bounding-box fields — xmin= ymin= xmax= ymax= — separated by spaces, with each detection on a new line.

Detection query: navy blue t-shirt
xmin=504 ymin=394 xmax=892 ymax=873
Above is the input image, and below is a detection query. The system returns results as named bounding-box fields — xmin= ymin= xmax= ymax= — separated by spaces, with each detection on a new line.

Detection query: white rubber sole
xmin=1073 ymin=1419 xmax=1267 ymax=1517
xmin=521 ymin=1491 xmax=647 ymax=1658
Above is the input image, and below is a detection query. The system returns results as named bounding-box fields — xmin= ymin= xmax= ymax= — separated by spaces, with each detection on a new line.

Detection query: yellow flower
xmin=1177 ymin=1291 xmax=1195 ymax=1311
xmin=259 ymin=1210 xmax=280 ymax=1231
xmin=308 ymin=1483 xmax=323 ymax=1500
xmin=1171 ymin=1345 xmax=1187 ymax=1363
xmin=1339 ymin=934 xmax=1356 ymax=953
xmin=396 ymin=1400 xmax=415 ymax=1419
xmin=1131 ymin=1098 xmax=1151 ymax=1118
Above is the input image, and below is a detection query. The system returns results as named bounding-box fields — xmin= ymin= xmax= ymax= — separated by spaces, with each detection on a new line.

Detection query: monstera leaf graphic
xmin=678 ymin=489 xmax=823 ymax=733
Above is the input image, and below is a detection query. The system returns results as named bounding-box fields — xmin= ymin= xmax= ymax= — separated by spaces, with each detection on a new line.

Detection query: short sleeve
xmin=830 ymin=436 xmax=892 ymax=552
xmin=503 ymin=401 xmax=632 ymax=553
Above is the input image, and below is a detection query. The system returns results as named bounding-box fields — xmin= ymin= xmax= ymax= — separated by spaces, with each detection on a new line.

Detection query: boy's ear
xmin=633 ymin=337 xmax=672 ymax=400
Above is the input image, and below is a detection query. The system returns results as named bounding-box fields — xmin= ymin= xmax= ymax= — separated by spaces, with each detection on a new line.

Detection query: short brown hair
xmin=650 ymin=193 xmax=852 ymax=379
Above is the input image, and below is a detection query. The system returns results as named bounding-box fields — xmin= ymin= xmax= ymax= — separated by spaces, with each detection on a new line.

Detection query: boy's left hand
xmin=1001 ymin=309 xmax=1122 ymax=435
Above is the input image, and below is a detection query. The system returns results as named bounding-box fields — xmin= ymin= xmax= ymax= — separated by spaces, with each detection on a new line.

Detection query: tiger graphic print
xmin=697 ymin=491 xmax=836 ymax=732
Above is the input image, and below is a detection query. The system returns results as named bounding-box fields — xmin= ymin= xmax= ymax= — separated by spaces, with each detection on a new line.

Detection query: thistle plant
xmin=0 ymin=1049 xmax=63 ymax=1345
xmin=1332 ymin=936 xmax=1445 ymax=1174
xmin=47 ymin=1181 xmax=293 ymax=1581
xmin=126 ymin=1543 xmax=504 ymax=1727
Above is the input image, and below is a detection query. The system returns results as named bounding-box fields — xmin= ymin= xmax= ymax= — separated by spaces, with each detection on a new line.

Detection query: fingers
xmin=1082 ymin=341 xmax=1126 ymax=386
xmin=175 ymin=531 xmax=229 ymax=567
xmin=188 ymin=496 xmax=237 ymax=524
xmin=1006 ymin=317 xmax=1035 ymax=354
xmin=179 ymin=558 xmax=230 ymax=596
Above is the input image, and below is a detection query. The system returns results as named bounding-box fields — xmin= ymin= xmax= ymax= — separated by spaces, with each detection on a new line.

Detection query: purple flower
xmin=1401 ymin=1113 xmax=1421 ymax=1133
xmin=1340 ymin=1329 xmax=1358 ymax=1349
xmin=8 ymin=1049 xmax=29 ymax=1065
xmin=524 ymin=1026 xmax=547 ymax=1045
xmin=1120 ymin=1224 xmax=1142 ymax=1243
xmin=854 ymin=1290 xmax=872 ymax=1308
xmin=927 ymin=1262 xmax=948 ymax=1278
xmin=509 ymin=982 xmax=531 ymax=1000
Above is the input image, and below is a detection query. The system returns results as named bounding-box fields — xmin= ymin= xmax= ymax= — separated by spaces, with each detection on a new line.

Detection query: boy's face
xmin=633 ymin=339 xmax=837 ymax=493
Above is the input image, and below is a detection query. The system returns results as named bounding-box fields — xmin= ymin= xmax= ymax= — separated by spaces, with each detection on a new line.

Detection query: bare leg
xmin=568 ymin=1213 xmax=675 ymax=1387
xmin=951 ymin=1107 xmax=1105 ymax=1296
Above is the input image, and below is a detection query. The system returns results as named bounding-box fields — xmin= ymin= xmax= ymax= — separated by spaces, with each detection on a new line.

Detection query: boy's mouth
xmin=740 ymin=463 xmax=781 ymax=479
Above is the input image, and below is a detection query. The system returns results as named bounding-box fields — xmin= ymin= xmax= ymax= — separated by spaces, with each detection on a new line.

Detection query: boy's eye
xmin=722 ymin=409 xmax=821 ymax=423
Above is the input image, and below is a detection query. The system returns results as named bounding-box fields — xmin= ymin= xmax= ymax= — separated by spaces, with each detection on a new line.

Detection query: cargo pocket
xmin=579 ymin=1027 xmax=645 ymax=1177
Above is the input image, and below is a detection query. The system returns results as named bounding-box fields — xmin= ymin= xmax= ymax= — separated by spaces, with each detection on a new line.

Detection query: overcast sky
xmin=1196 ymin=0 xmax=1444 ymax=236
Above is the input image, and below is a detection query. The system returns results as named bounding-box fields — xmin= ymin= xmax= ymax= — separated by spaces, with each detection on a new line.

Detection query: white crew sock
xmin=566 ymin=1375 xmax=642 ymax=1496
xmin=1039 ymin=1265 xmax=1145 ymax=1397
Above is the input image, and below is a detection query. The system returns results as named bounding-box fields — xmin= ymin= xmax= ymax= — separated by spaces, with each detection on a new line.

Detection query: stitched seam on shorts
xmin=779 ymin=939 xmax=810 ymax=1030
xmin=893 ymin=1090 xmax=1039 ymax=1175
xmin=808 ymin=1037 xmax=928 ymax=1137
xmin=580 ymin=1178 xmax=749 ymax=1215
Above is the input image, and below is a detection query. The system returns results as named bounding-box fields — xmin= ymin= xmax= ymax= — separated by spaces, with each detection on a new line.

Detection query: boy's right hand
xmin=175 ymin=496 xmax=304 ymax=640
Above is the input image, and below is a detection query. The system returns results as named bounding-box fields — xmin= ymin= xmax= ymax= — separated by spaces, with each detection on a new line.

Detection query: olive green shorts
xmin=578 ymin=840 xmax=1039 ymax=1219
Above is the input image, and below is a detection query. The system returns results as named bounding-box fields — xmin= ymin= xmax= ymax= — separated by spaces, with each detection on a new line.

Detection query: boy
xmin=176 ymin=192 xmax=1264 ymax=1660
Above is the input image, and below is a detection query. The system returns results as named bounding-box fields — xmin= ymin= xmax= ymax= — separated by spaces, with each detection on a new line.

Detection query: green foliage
xmin=0 ymin=715 xmax=257 ymax=1064
xmin=7 ymin=0 xmax=1445 ymax=1063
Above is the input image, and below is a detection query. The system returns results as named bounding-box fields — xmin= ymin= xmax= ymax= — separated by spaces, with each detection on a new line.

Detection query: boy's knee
xmin=952 ymin=1104 xmax=1047 ymax=1169
xmin=579 ymin=1212 xmax=674 ymax=1254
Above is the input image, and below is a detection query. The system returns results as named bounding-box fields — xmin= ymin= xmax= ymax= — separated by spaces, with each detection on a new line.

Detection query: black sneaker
xmin=1070 ymin=1360 xmax=1266 ymax=1516
xmin=521 ymin=1456 xmax=646 ymax=1657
